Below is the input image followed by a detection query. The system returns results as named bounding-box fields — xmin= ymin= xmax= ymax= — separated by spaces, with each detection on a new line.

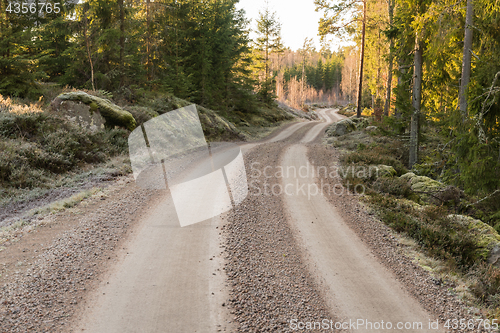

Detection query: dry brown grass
xmin=0 ymin=95 xmax=44 ymax=115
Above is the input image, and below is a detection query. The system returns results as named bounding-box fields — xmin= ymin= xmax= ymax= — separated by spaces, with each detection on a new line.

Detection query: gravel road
xmin=0 ymin=109 xmax=486 ymax=332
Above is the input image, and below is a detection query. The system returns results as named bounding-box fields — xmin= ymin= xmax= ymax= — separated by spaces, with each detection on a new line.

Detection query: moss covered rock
xmin=448 ymin=214 xmax=500 ymax=266
xmin=376 ymin=165 xmax=397 ymax=178
xmin=349 ymin=116 xmax=370 ymax=129
xmin=400 ymin=173 xmax=445 ymax=192
xmin=56 ymin=92 xmax=137 ymax=131
xmin=399 ymin=172 xmax=449 ymax=203
xmin=410 ymin=176 xmax=445 ymax=193
xmin=326 ymin=118 xmax=357 ymax=137
xmin=400 ymin=172 xmax=416 ymax=182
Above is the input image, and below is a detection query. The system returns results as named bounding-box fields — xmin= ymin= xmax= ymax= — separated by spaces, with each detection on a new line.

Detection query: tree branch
xmin=465 ymin=189 xmax=500 ymax=209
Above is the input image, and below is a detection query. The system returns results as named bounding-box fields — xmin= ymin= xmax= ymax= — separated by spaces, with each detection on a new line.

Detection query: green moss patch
xmin=57 ymin=91 xmax=137 ymax=131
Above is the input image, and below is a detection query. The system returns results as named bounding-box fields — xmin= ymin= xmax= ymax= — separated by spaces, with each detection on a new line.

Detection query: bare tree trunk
xmin=459 ymin=0 xmax=473 ymax=118
xmin=384 ymin=0 xmax=394 ymax=117
xmin=83 ymin=4 xmax=95 ymax=91
xmin=356 ymin=0 xmax=367 ymax=118
xmin=146 ymin=0 xmax=151 ymax=81
xmin=119 ymin=0 xmax=125 ymax=86
xmin=409 ymin=34 xmax=423 ymax=168
xmin=394 ymin=66 xmax=403 ymax=119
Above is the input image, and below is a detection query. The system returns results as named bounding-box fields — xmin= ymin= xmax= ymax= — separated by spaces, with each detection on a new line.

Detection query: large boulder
xmin=50 ymin=98 xmax=105 ymax=132
xmin=400 ymin=172 xmax=445 ymax=192
xmin=326 ymin=118 xmax=357 ymax=137
xmin=400 ymin=173 xmax=463 ymax=205
xmin=449 ymin=214 xmax=500 ymax=267
xmin=51 ymin=91 xmax=137 ymax=131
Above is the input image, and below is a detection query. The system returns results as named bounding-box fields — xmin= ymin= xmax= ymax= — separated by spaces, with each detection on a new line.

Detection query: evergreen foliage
xmin=254 ymin=2 xmax=284 ymax=104
xmin=1 ymin=0 xmax=256 ymax=113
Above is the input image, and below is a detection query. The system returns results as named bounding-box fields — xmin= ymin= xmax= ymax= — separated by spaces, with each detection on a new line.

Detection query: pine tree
xmin=0 ymin=0 xmax=43 ymax=97
xmin=255 ymin=1 xmax=283 ymax=104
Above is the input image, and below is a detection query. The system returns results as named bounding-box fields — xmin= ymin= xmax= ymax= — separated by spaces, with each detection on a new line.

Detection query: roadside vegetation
xmin=0 ymin=0 xmax=304 ymax=219
xmin=313 ymin=0 xmax=499 ymax=316
xmin=0 ymin=84 xmax=295 ymax=222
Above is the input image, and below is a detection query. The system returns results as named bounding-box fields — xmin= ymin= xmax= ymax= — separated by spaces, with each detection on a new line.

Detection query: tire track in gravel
xmin=282 ymin=144 xmax=438 ymax=332
xmin=307 ymin=142 xmax=488 ymax=333
xmin=223 ymin=122 xmax=344 ymax=332
xmin=71 ymin=119 xmax=320 ymax=333
xmin=0 ymin=180 xmax=160 ymax=333
xmin=280 ymin=114 xmax=440 ymax=332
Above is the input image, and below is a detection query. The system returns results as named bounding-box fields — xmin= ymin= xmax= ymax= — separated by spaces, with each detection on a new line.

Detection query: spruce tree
xmin=255 ymin=1 xmax=283 ymax=104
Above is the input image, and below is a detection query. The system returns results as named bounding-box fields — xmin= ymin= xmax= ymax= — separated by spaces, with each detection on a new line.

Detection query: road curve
xmin=281 ymin=112 xmax=441 ymax=332
xmin=73 ymin=111 xmax=335 ymax=332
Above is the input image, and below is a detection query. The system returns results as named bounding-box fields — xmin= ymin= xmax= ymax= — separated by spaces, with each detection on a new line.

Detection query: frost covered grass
xmin=0 ymin=99 xmax=129 ymax=190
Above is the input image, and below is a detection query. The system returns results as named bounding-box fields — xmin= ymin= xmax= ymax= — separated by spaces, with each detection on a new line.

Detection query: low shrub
xmin=469 ymin=263 xmax=500 ymax=306
xmin=369 ymin=194 xmax=480 ymax=270
xmin=372 ymin=177 xmax=413 ymax=198
xmin=0 ymin=110 xmax=128 ymax=189
xmin=342 ymin=149 xmax=407 ymax=175
xmin=380 ymin=205 xmax=478 ymax=269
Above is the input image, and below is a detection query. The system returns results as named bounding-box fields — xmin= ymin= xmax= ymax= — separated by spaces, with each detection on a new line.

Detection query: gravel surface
xmin=307 ymin=143 xmax=488 ymax=333
xmin=222 ymin=125 xmax=343 ymax=333
xmin=0 ymin=178 xmax=159 ymax=332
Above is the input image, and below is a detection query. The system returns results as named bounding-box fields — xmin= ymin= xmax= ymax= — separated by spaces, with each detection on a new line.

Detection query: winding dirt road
xmin=74 ymin=109 xmax=440 ymax=332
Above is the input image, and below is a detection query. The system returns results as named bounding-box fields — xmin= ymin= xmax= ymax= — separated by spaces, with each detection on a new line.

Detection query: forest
xmin=314 ymin=0 xmax=500 ymax=196
xmin=0 ymin=0 xmax=260 ymax=111
xmin=1 ymin=0 xmax=500 ymax=323
xmin=0 ymin=0 xmax=498 ymax=197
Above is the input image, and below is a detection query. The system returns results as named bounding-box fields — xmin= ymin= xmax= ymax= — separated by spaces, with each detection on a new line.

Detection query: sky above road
xmin=235 ymin=0 xmax=323 ymax=51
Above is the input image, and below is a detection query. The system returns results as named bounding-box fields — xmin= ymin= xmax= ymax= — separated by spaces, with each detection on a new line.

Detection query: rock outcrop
xmin=51 ymin=91 xmax=137 ymax=131
xmin=448 ymin=214 xmax=500 ymax=267
xmin=326 ymin=118 xmax=357 ymax=137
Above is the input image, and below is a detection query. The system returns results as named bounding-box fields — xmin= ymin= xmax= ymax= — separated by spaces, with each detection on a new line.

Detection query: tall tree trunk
xmin=83 ymin=5 xmax=95 ymax=91
xmin=409 ymin=34 xmax=423 ymax=168
xmin=146 ymin=0 xmax=151 ymax=81
xmin=394 ymin=65 xmax=403 ymax=119
xmin=119 ymin=0 xmax=125 ymax=86
xmin=356 ymin=0 xmax=367 ymax=118
xmin=459 ymin=0 xmax=473 ymax=118
xmin=384 ymin=0 xmax=394 ymax=117
xmin=265 ymin=39 xmax=269 ymax=81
